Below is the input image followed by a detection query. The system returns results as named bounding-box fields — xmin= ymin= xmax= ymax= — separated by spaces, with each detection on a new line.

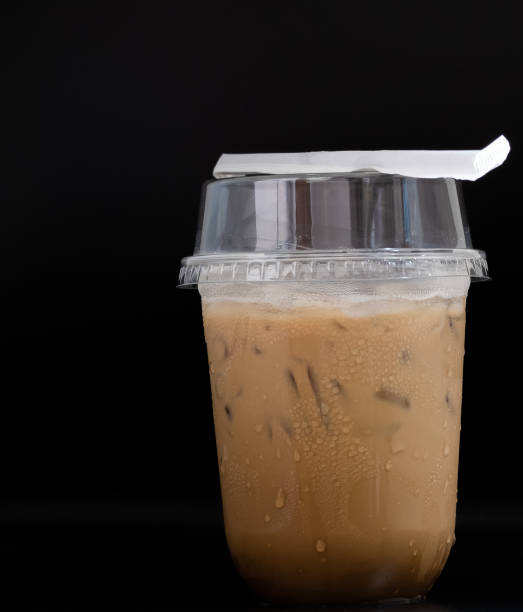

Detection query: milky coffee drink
xmin=201 ymin=281 xmax=465 ymax=603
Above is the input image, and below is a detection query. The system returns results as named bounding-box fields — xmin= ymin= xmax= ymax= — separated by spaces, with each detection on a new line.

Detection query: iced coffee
xmin=202 ymin=282 xmax=465 ymax=603
xmin=180 ymin=165 xmax=493 ymax=603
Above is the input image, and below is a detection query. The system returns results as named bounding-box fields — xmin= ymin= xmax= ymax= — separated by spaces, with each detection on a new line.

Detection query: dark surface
xmin=1 ymin=502 xmax=522 ymax=610
xmin=1 ymin=1 xmax=523 ymax=609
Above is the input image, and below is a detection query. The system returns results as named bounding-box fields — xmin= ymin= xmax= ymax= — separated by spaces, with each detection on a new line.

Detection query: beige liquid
xmin=202 ymin=294 xmax=465 ymax=603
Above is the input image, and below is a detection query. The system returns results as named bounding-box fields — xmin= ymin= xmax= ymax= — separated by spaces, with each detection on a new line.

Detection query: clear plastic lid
xmin=178 ymin=172 xmax=488 ymax=287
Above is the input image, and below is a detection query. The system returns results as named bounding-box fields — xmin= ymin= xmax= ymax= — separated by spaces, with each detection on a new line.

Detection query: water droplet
xmin=342 ymin=426 xmax=350 ymax=434
xmin=409 ymin=539 xmax=414 ymax=548
xmin=275 ymin=488 xmax=286 ymax=508
xmin=245 ymin=458 xmax=250 ymax=465
xmin=447 ymin=344 xmax=452 ymax=352
xmin=446 ymin=535 xmax=452 ymax=545
xmin=293 ymin=449 xmax=301 ymax=462
xmin=246 ymin=482 xmax=251 ymax=490
xmin=255 ymin=424 xmax=263 ymax=433
xmin=358 ymin=446 xmax=365 ymax=453
xmin=414 ymin=488 xmax=420 ymax=496
xmin=391 ymin=441 xmax=405 ymax=454
xmin=264 ymin=513 xmax=271 ymax=523
xmin=385 ymin=460 xmax=392 ymax=471
xmin=262 ymin=394 xmax=267 ymax=400
xmin=444 ymin=479 xmax=449 ymax=494
xmin=443 ymin=419 xmax=448 ymax=429
xmin=412 ymin=549 xmax=418 ymax=557
xmin=315 ymin=539 xmax=326 ymax=553
xmin=443 ymin=443 xmax=450 ymax=457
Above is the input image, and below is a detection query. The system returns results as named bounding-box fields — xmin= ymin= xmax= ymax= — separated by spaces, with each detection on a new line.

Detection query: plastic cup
xmin=179 ymin=172 xmax=488 ymax=604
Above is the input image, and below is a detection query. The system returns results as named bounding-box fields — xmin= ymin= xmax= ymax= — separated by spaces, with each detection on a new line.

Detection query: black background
xmin=1 ymin=2 xmax=522 ymax=609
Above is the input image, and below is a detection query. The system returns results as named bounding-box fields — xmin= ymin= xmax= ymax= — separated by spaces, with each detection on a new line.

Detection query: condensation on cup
xmin=179 ymin=143 xmax=507 ymax=604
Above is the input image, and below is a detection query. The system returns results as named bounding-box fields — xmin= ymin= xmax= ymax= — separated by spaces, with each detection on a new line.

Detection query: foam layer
xmin=199 ymin=278 xmax=470 ymax=318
